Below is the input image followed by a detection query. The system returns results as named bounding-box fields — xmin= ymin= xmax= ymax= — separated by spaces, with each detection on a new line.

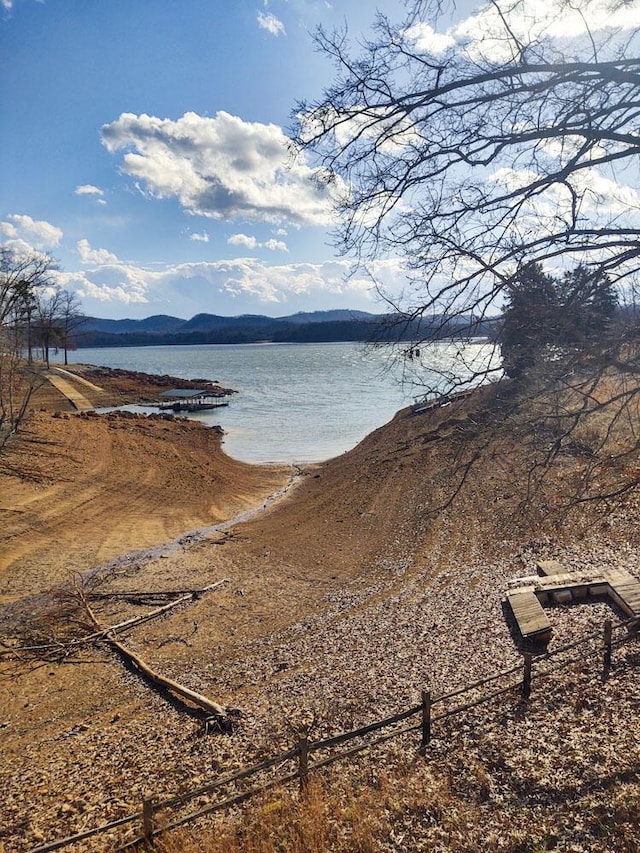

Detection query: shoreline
xmin=0 ymin=391 xmax=292 ymax=607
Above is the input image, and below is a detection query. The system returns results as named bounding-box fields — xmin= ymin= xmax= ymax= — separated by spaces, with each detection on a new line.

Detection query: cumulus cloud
xmin=55 ymin=254 xmax=402 ymax=314
xmin=101 ymin=111 xmax=334 ymax=227
xmin=257 ymin=11 xmax=286 ymax=36
xmin=75 ymin=184 xmax=104 ymax=197
xmin=227 ymin=232 xmax=288 ymax=252
xmin=264 ymin=238 xmax=288 ymax=252
xmin=76 ymin=238 xmax=120 ymax=266
xmin=0 ymin=214 xmax=62 ymax=249
xmin=57 ymin=269 xmax=151 ymax=306
xmin=228 ymin=233 xmax=258 ymax=250
xmin=169 ymin=257 xmax=381 ymax=305
xmin=190 ymin=231 xmax=210 ymax=242
xmin=405 ymin=22 xmax=455 ymax=55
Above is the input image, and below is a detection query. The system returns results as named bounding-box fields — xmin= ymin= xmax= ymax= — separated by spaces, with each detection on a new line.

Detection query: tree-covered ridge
xmin=72 ymin=310 xmax=498 ymax=347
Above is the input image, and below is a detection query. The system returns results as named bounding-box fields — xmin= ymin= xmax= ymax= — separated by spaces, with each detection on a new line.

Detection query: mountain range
xmin=73 ymin=309 xmax=496 ymax=348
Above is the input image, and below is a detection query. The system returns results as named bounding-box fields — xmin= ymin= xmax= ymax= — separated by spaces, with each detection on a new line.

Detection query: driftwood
xmin=85 ymin=579 xmax=228 ymax=638
xmin=88 ymin=587 xmax=216 ymax=600
xmin=80 ymin=588 xmax=228 ymax=722
xmin=0 ymin=580 xmax=229 ymax=660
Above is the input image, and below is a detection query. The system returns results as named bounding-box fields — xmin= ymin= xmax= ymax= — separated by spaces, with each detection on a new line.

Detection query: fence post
xmin=142 ymin=794 xmax=155 ymax=845
xmin=521 ymin=652 xmax=533 ymax=700
xmin=298 ymin=734 xmax=310 ymax=793
xmin=419 ymin=690 xmax=432 ymax=755
xmin=603 ymin=618 xmax=612 ymax=679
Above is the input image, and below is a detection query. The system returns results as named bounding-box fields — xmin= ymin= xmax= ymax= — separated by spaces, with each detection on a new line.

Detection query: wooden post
xmin=142 ymin=795 xmax=155 ymax=845
xmin=298 ymin=734 xmax=309 ymax=793
xmin=603 ymin=618 xmax=612 ymax=679
xmin=521 ymin=652 xmax=533 ymax=700
xmin=419 ymin=690 xmax=432 ymax=754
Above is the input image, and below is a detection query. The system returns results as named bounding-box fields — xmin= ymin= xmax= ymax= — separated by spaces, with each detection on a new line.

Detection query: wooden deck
xmin=506 ymin=561 xmax=640 ymax=642
xmin=506 ymin=590 xmax=552 ymax=642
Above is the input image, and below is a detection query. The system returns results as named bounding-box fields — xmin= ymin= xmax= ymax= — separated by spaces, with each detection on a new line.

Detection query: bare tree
xmin=0 ymin=249 xmax=59 ymax=450
xmin=56 ymin=289 xmax=84 ymax=366
xmin=34 ymin=288 xmax=65 ymax=369
xmin=296 ymin=0 xmax=640 ymax=509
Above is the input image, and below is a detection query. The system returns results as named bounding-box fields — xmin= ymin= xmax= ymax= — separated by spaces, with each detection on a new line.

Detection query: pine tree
xmin=501 ymin=263 xmax=559 ymax=379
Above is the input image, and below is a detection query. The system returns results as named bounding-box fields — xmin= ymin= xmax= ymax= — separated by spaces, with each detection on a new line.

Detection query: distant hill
xmin=279 ymin=309 xmax=377 ymax=325
xmin=73 ymin=310 xmax=496 ymax=348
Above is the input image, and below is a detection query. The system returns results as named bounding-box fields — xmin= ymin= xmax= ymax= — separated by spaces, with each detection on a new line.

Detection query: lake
xmin=60 ymin=341 xmax=496 ymax=464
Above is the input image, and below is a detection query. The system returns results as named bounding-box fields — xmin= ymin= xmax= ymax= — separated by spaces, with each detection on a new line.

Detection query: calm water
xmin=61 ymin=341 xmax=495 ymax=464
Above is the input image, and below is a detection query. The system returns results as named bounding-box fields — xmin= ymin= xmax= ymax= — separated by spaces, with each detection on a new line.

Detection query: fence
xmin=25 ymin=614 xmax=638 ymax=853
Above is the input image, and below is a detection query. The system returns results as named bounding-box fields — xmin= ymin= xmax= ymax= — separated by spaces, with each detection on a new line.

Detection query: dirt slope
xmin=0 ymin=410 xmax=288 ymax=605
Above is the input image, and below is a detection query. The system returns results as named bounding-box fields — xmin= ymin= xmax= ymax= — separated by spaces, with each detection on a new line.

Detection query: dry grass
xmin=153 ymin=759 xmax=640 ymax=853
xmin=154 ymin=773 xmax=444 ymax=853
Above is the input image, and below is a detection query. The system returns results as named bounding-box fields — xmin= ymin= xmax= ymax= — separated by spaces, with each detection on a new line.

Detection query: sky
xmin=2 ymin=0 xmax=638 ymax=321
xmin=0 ymin=0 xmax=411 ymax=320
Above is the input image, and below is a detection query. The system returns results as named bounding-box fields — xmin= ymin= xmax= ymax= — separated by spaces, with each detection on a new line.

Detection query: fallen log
xmin=83 ymin=579 xmax=229 ymax=641
xmin=88 ymin=587 xmax=215 ymax=599
xmin=106 ymin=634 xmax=227 ymax=720
xmin=80 ymin=589 xmax=229 ymax=724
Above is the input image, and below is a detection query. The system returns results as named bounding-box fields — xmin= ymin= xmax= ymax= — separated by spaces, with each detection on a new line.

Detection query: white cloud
xmin=75 ymin=184 xmax=104 ymax=197
xmin=406 ymin=0 xmax=640 ymax=62
xmin=228 ymin=233 xmax=258 ymax=250
xmin=76 ymin=238 xmax=120 ymax=266
xmin=57 ymin=269 xmax=151 ymax=306
xmin=227 ymin=232 xmax=288 ymax=252
xmin=404 ymin=22 xmax=455 ymax=55
xmin=172 ymin=257 xmax=381 ymax=304
xmin=0 ymin=214 xmax=62 ymax=249
xmin=101 ymin=111 xmax=334 ymax=227
xmin=0 ymin=207 xmax=392 ymax=313
xmin=257 ymin=11 xmax=286 ymax=36
xmin=56 ymin=254 xmax=403 ymax=314
xmin=190 ymin=231 xmax=210 ymax=242
xmin=264 ymin=239 xmax=288 ymax=252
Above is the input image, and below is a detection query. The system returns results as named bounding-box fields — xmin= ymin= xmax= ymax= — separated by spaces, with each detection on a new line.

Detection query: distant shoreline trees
xmin=0 ymin=248 xmax=83 ymax=450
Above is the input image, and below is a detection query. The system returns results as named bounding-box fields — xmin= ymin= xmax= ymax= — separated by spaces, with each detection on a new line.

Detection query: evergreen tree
xmin=501 ymin=263 xmax=559 ymax=380
xmin=501 ymin=263 xmax=619 ymax=379
xmin=557 ymin=265 xmax=618 ymax=344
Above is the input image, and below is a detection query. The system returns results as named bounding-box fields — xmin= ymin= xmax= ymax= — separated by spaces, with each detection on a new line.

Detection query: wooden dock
xmin=505 ymin=560 xmax=640 ymax=643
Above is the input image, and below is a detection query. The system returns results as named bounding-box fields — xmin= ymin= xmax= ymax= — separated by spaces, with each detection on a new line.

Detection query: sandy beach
xmin=2 ymin=365 xmax=640 ymax=851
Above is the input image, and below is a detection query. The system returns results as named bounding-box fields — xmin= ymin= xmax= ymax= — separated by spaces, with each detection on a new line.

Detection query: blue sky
xmin=0 ymin=0 xmax=410 ymax=319
xmin=3 ymin=0 xmax=637 ymax=321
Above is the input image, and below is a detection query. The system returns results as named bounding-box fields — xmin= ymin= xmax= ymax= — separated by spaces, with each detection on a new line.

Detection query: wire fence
xmin=25 ymin=615 xmax=638 ymax=853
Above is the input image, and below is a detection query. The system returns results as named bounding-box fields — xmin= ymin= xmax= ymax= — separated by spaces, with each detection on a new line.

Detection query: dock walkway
xmin=45 ymin=370 xmax=94 ymax=411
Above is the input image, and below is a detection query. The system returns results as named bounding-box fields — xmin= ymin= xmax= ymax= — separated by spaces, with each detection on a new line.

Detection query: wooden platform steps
xmin=505 ymin=559 xmax=640 ymax=644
